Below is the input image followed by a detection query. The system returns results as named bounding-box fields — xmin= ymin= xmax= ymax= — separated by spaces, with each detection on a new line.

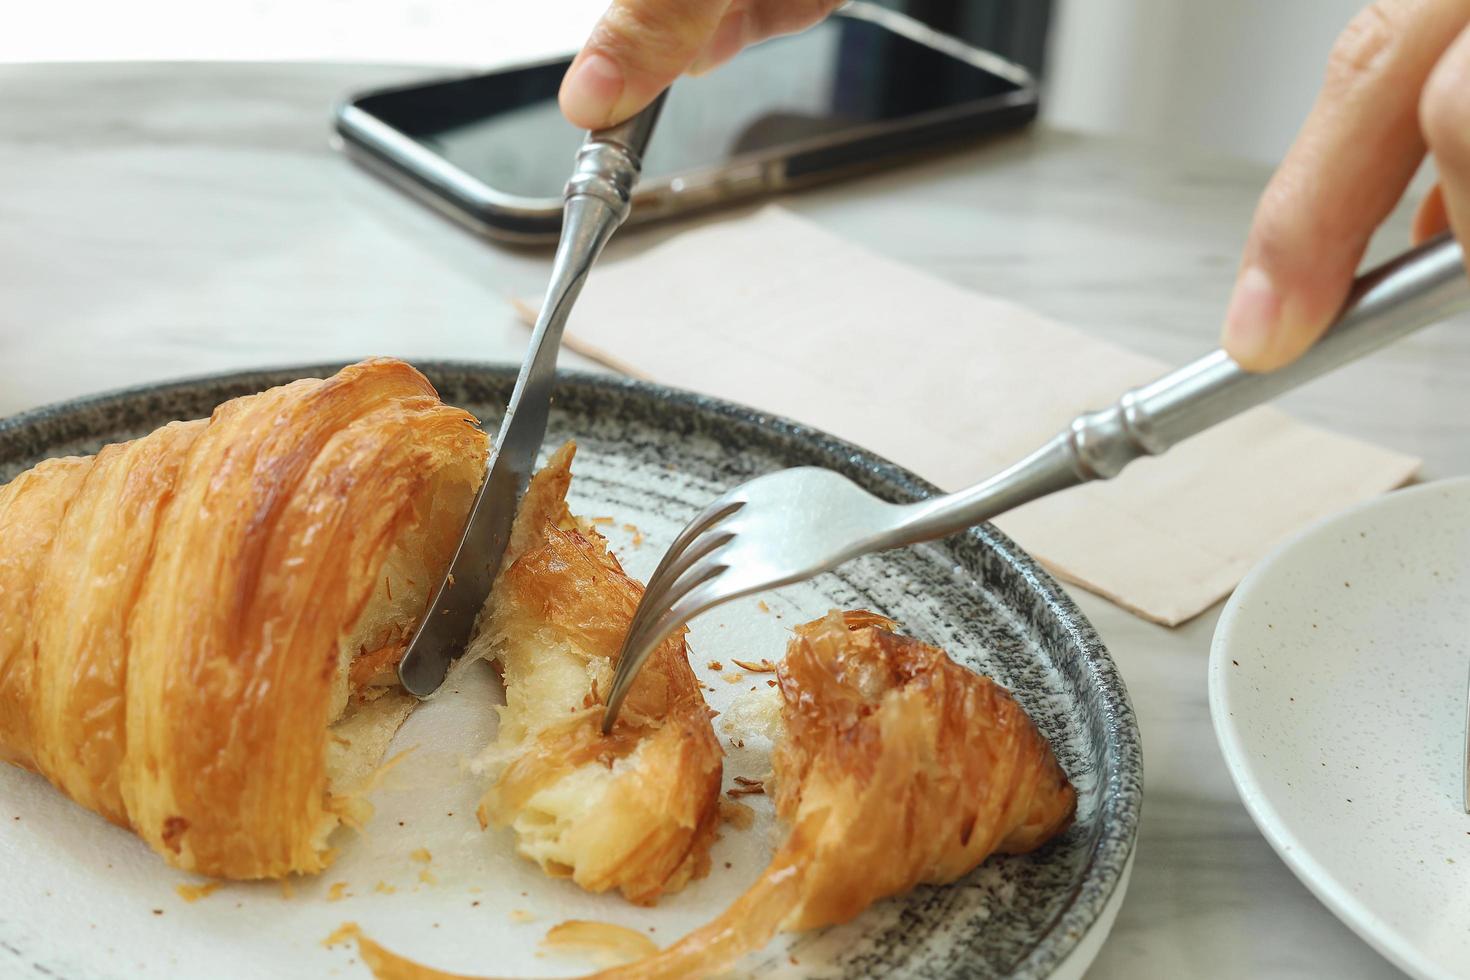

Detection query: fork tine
xmin=620 ymin=499 xmax=740 ymax=668
xmin=603 ymin=579 xmax=725 ymax=733
xmin=604 ymin=557 xmax=730 ymax=733
xmin=647 ymin=554 xmax=727 ymax=627
xmin=601 ymin=493 xmax=748 ymax=734
xmin=643 ymin=497 xmax=744 ymax=592
xmin=620 ymin=550 xmax=729 ymax=684
xmin=642 ymin=528 xmax=734 ymax=607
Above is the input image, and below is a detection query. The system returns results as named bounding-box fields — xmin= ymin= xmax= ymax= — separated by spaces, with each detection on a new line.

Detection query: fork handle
xmin=894 ymin=234 xmax=1470 ymax=544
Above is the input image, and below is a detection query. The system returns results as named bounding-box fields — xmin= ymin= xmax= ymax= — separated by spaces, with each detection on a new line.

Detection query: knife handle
xmin=394 ymin=93 xmax=670 ymax=698
xmin=564 ymin=91 xmax=669 ymax=226
xmin=590 ymin=91 xmax=667 ymax=164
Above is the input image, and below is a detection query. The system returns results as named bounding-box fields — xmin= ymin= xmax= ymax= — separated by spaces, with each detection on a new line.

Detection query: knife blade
xmin=397 ymin=93 xmax=668 ymax=697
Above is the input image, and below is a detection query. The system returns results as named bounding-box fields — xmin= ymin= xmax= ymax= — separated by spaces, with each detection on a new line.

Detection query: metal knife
xmin=397 ymin=92 xmax=669 ymax=697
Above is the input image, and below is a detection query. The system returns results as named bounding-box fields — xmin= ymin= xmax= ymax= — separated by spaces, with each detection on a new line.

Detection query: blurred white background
xmin=0 ymin=0 xmax=604 ymax=67
xmin=1 ymin=0 xmax=1372 ymax=167
xmin=1047 ymin=0 xmax=1370 ymax=165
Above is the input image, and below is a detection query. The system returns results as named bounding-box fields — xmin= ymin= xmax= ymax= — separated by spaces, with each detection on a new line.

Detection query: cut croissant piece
xmin=0 ymin=358 xmax=488 ymax=879
xmin=468 ymin=442 xmax=723 ymax=906
xmin=342 ymin=609 xmax=1076 ymax=980
xmin=582 ymin=609 xmax=1077 ymax=977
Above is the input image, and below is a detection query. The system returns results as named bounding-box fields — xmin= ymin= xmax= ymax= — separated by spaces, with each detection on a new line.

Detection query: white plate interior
xmin=0 ymin=509 xmax=814 ymax=979
xmin=0 ymin=365 xmax=1131 ymax=980
xmin=1210 ymin=479 xmax=1470 ymax=980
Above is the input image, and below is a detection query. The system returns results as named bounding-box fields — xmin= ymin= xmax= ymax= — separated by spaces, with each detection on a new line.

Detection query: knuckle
xmin=1249 ymin=167 xmax=1364 ymax=273
xmin=595 ymin=0 xmax=719 ymax=73
xmin=1324 ymin=2 xmax=1400 ymax=90
xmin=1250 ymin=175 xmax=1312 ymax=257
xmin=1421 ymin=47 xmax=1470 ymax=165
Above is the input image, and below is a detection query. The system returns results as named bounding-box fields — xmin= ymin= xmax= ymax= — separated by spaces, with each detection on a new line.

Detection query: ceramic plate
xmin=0 ymin=363 xmax=1138 ymax=979
xmin=1211 ymin=479 xmax=1470 ymax=980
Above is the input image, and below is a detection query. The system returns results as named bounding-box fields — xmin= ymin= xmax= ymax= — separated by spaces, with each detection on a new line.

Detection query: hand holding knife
xmin=397 ymin=93 xmax=669 ymax=697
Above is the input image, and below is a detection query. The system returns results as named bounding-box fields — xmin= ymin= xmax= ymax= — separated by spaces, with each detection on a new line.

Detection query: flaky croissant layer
xmin=578 ymin=610 xmax=1078 ymax=978
xmin=0 ymin=359 xmax=488 ymax=878
xmin=470 ymin=443 xmax=723 ymax=906
xmin=342 ymin=609 xmax=1077 ymax=980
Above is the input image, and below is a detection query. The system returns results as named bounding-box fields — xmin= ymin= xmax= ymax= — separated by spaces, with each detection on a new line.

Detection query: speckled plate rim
xmin=0 ymin=360 xmax=1141 ymax=980
xmin=1208 ymin=478 xmax=1470 ymax=980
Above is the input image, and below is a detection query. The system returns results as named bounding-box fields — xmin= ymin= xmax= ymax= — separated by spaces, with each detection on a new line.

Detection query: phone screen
xmin=353 ymin=14 xmax=1025 ymax=200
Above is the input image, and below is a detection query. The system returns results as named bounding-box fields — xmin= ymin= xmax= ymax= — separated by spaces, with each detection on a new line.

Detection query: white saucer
xmin=1210 ymin=478 xmax=1470 ymax=980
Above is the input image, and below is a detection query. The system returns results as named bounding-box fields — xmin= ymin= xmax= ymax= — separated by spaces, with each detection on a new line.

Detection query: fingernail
xmin=1222 ymin=265 xmax=1282 ymax=368
xmin=560 ymin=51 xmax=624 ymax=128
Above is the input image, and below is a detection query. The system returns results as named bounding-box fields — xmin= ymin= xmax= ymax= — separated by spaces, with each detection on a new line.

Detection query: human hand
xmin=559 ymin=0 xmax=842 ymax=129
xmin=1222 ymin=1 xmax=1470 ymax=372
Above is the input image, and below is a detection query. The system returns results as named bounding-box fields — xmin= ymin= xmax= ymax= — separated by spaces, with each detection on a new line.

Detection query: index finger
xmin=1222 ymin=0 xmax=1470 ymax=371
xmin=561 ymin=0 xmax=732 ymax=129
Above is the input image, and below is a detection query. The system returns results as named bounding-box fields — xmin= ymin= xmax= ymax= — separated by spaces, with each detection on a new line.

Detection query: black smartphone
xmin=334 ymin=2 xmax=1038 ymax=243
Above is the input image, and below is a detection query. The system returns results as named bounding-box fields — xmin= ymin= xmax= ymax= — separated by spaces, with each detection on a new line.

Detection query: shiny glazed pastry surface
xmin=0 ymin=358 xmax=488 ymax=878
xmin=346 ymin=608 xmax=1076 ymax=979
xmin=469 ymin=442 xmax=723 ymax=906
xmin=582 ymin=609 xmax=1079 ymax=977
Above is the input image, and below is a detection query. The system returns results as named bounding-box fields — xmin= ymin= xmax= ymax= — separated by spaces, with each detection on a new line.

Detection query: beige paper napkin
xmin=518 ymin=206 xmax=1419 ymax=625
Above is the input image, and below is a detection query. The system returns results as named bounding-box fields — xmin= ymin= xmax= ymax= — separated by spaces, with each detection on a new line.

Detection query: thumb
xmin=560 ymin=0 xmax=733 ymax=129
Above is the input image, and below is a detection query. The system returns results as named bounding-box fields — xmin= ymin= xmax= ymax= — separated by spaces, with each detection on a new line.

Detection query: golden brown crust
xmin=769 ymin=611 xmax=1077 ymax=926
xmin=595 ymin=610 xmax=1074 ymax=978
xmin=343 ymin=609 xmax=1076 ymax=980
xmin=0 ymin=358 xmax=489 ymax=878
xmin=0 ymin=455 xmax=94 ymax=772
xmin=502 ymin=442 xmax=577 ymax=566
xmin=32 ymin=420 xmax=206 ymax=824
xmin=476 ymin=443 xmax=723 ymax=905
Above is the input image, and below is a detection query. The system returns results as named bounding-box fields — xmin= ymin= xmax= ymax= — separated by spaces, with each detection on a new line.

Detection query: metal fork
xmin=602 ymin=234 xmax=1470 ymax=731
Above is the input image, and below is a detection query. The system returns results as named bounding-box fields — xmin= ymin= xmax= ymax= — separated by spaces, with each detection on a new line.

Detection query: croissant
xmin=0 ymin=358 xmax=488 ymax=879
xmin=466 ymin=442 xmax=723 ymax=906
xmin=343 ymin=609 xmax=1076 ymax=979
xmin=568 ymin=609 xmax=1078 ymax=976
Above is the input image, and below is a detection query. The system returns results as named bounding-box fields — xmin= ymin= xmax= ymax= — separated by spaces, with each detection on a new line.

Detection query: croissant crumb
xmin=174 ymin=882 xmax=221 ymax=903
xmin=540 ymin=920 xmax=658 ymax=967
xmin=718 ymin=799 xmax=755 ymax=830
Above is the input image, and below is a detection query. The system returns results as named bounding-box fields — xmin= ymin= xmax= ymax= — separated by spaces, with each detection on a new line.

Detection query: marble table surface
xmin=4 ymin=61 xmax=1463 ymax=979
